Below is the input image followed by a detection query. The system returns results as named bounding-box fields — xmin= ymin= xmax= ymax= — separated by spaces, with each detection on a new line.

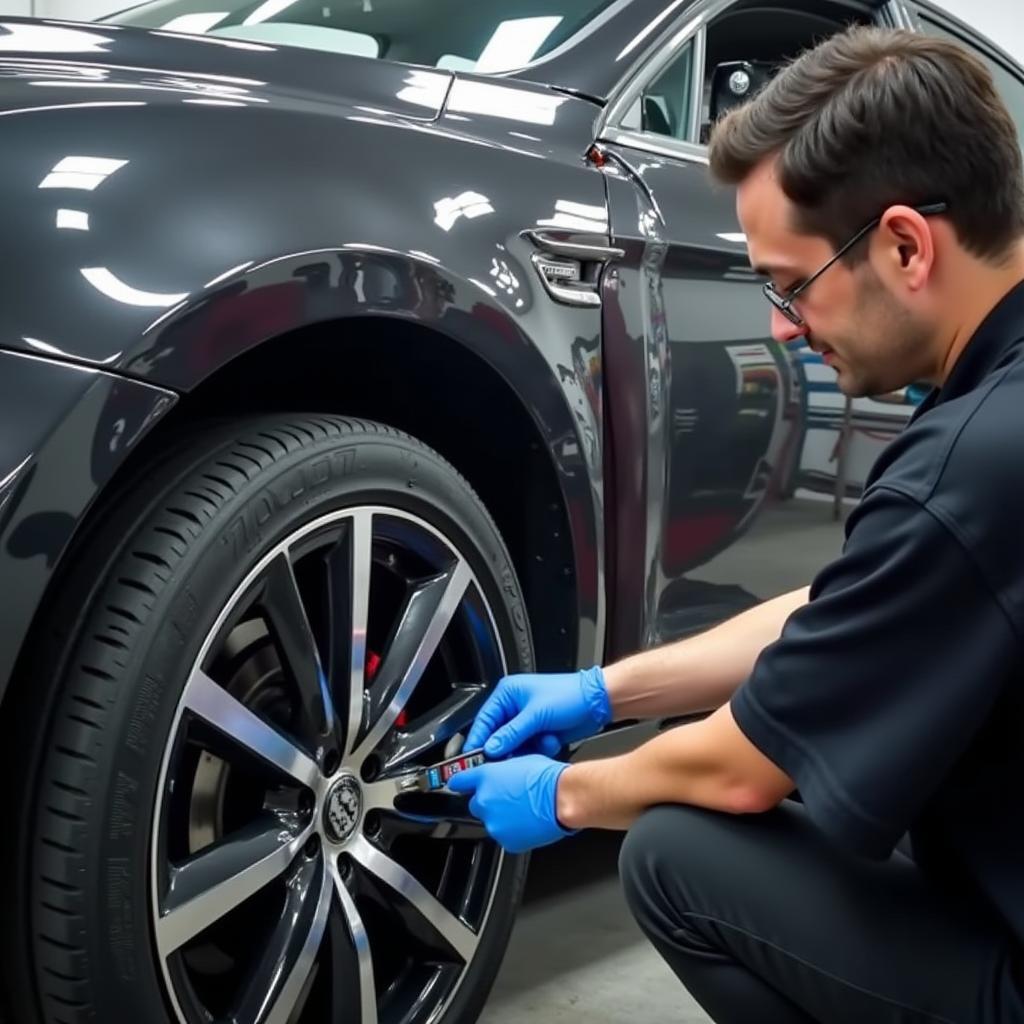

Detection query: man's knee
xmin=620 ymin=803 xmax=791 ymax=932
xmin=620 ymin=804 xmax=728 ymax=933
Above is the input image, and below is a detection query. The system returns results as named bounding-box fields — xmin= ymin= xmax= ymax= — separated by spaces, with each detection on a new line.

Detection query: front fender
xmin=0 ymin=78 xmax=611 ymax=664
xmin=0 ymin=350 xmax=176 ymax=703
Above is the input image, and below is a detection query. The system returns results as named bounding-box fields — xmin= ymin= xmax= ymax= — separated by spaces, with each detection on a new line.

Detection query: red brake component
xmin=366 ymin=650 xmax=381 ymax=681
xmin=367 ymin=650 xmax=407 ymax=726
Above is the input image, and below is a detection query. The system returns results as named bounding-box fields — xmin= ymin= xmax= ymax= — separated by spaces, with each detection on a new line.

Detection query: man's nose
xmin=770 ymin=306 xmax=810 ymax=345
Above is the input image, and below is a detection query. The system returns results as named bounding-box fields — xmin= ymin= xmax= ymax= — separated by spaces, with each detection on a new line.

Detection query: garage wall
xmin=0 ymin=0 xmax=1020 ymax=62
xmin=3 ymin=1 xmax=136 ymax=17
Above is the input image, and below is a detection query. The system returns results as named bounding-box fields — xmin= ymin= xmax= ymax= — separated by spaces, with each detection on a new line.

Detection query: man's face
xmin=737 ymin=160 xmax=932 ymax=398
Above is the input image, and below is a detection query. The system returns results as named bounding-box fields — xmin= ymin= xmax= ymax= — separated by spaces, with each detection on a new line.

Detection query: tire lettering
xmin=106 ymin=857 xmax=137 ymax=981
xmin=511 ymin=604 xmax=526 ymax=633
xmin=109 ymin=771 xmax=139 ymax=841
xmin=223 ymin=447 xmax=357 ymax=562
xmin=225 ymin=514 xmax=250 ymax=562
xmin=169 ymin=590 xmax=199 ymax=649
xmin=309 ymin=456 xmax=330 ymax=487
xmin=254 ymin=493 xmax=273 ymax=530
xmin=125 ymin=674 xmax=163 ymax=757
xmin=270 ymin=467 xmax=306 ymax=507
xmin=330 ymin=448 xmax=357 ymax=478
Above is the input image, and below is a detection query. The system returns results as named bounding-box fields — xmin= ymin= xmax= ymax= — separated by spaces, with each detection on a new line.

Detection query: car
xmin=0 ymin=1 xmax=1021 ymax=1022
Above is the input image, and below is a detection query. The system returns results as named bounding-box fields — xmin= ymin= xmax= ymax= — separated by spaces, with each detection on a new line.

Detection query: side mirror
xmin=708 ymin=60 xmax=774 ymax=126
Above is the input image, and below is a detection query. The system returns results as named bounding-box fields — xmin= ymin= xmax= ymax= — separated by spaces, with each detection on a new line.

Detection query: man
xmin=448 ymin=24 xmax=1024 ymax=1023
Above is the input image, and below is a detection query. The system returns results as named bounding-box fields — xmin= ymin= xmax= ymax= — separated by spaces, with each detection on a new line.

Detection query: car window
xmin=620 ymin=41 xmax=695 ymax=140
xmin=108 ymin=0 xmax=617 ymax=70
xmin=917 ymin=14 xmax=1024 ymax=148
xmin=614 ymin=2 xmax=876 ymax=148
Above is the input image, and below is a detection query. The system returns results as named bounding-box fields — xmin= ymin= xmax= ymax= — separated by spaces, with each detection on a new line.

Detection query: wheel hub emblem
xmin=324 ymin=776 xmax=362 ymax=843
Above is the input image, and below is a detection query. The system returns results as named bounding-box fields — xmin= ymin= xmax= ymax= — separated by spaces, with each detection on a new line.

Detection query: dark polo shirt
xmin=733 ymin=279 xmax=1024 ymax=943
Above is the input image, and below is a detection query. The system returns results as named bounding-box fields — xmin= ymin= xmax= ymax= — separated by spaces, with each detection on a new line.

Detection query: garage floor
xmin=479 ymin=830 xmax=712 ymax=1024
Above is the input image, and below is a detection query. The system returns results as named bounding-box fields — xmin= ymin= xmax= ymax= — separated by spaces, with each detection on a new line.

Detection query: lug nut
xmin=323 ymin=750 xmax=341 ymax=777
xmin=303 ymin=835 xmax=320 ymax=860
xmin=364 ymin=811 xmax=381 ymax=838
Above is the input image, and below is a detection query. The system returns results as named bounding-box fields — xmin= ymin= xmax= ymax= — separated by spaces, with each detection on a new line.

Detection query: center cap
xmin=323 ymin=775 xmax=362 ymax=843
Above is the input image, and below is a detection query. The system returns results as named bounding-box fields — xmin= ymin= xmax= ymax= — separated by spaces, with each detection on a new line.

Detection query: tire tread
xmin=27 ymin=415 xmax=525 ymax=1024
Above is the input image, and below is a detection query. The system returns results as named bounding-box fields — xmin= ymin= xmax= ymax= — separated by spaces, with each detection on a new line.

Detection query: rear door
xmin=598 ymin=0 xmax=910 ymax=659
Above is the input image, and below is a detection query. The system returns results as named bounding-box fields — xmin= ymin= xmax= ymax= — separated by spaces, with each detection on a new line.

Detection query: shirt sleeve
xmin=731 ymin=485 xmax=1019 ymax=859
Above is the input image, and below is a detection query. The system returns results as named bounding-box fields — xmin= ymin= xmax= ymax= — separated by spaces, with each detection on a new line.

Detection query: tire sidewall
xmin=39 ymin=425 xmax=532 ymax=1024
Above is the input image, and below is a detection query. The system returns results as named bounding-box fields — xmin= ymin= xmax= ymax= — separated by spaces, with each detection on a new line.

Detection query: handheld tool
xmin=396 ymin=747 xmax=487 ymax=793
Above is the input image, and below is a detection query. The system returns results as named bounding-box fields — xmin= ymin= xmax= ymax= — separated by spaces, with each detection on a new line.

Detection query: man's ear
xmin=875 ymin=205 xmax=935 ymax=291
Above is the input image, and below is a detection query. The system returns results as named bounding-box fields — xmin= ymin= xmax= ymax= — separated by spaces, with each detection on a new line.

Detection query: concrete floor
xmin=479 ymin=830 xmax=712 ymax=1024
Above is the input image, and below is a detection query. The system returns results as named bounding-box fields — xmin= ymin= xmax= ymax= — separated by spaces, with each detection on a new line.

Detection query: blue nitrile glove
xmin=464 ymin=666 xmax=612 ymax=759
xmin=447 ymin=755 xmax=575 ymax=853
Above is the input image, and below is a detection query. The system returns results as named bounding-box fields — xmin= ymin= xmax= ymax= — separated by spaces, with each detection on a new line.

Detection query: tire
xmin=7 ymin=415 xmax=532 ymax=1024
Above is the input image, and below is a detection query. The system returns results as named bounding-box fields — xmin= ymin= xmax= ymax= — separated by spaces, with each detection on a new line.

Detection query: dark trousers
xmin=619 ymin=801 xmax=1024 ymax=1024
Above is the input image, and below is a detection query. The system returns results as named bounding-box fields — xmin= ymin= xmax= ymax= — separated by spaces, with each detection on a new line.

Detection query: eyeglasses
xmin=762 ymin=201 xmax=950 ymax=327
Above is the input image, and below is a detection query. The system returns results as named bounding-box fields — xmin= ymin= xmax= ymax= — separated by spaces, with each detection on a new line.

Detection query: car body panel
xmin=0 ymin=349 xmax=177 ymax=698
xmin=0 ymin=19 xmax=612 ymax=686
xmin=0 ymin=0 xmax=1020 ymax=697
xmin=601 ymin=145 xmax=826 ymax=656
xmin=598 ymin=0 xmax=902 ymax=657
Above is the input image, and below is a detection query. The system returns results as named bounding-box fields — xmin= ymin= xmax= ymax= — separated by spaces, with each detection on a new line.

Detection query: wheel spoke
xmin=349 ymin=835 xmax=479 ymax=963
xmin=183 ymin=669 xmax=319 ymax=789
xmin=232 ymin=852 xmax=334 ymax=1024
xmin=157 ymin=816 xmax=311 ymax=957
xmin=354 ymin=560 xmax=472 ymax=761
xmin=378 ymin=685 xmax=489 ymax=773
xmin=328 ymin=510 xmax=374 ymax=758
xmin=261 ymin=552 xmax=337 ymax=752
xmin=330 ymin=858 xmax=378 ymax=1024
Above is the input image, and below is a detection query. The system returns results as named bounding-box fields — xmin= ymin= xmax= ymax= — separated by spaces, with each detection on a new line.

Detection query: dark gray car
xmin=0 ymin=2 xmax=1020 ymax=1023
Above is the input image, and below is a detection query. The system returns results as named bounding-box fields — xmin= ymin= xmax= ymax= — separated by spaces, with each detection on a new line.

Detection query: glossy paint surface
xmin=602 ymin=145 xmax=839 ymax=651
xmin=0 ymin=0 xmax=1013 ymax=704
xmin=0 ymin=17 xmax=612 ymax=694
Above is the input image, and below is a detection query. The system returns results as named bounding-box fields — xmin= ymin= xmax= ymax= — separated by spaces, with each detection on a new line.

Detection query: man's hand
xmin=464 ymin=667 xmax=612 ymax=758
xmin=446 ymin=755 xmax=575 ymax=853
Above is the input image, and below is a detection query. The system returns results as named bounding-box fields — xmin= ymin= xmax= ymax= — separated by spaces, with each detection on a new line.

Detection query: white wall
xmin=3 ymin=0 xmax=136 ymax=18
xmin=0 ymin=0 xmax=1021 ymax=64
xmin=934 ymin=0 xmax=1024 ymax=62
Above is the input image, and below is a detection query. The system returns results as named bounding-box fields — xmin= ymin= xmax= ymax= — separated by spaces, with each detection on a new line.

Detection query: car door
xmin=596 ymin=0 xmax=910 ymax=659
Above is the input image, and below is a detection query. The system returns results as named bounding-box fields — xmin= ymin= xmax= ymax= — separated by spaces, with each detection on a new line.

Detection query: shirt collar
xmin=935 ymin=278 xmax=1024 ymax=404
xmin=911 ymin=278 xmax=1024 ymax=421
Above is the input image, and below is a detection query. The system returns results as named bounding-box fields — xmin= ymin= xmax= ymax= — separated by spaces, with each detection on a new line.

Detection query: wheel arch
xmin=153 ymin=313 xmax=588 ymax=674
xmin=0 ymin=315 xmax=592 ymax=732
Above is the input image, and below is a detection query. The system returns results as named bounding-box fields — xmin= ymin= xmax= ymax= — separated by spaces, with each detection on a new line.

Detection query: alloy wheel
xmin=150 ymin=506 xmax=508 ymax=1024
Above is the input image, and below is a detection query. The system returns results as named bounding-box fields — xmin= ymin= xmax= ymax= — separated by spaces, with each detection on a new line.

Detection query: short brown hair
xmin=709 ymin=25 xmax=1024 ymax=262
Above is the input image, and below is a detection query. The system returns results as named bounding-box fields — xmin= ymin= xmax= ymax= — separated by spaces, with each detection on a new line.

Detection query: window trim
xmin=595 ymin=0 xmax=907 ymax=164
xmin=597 ymin=0 xmax=731 ymax=143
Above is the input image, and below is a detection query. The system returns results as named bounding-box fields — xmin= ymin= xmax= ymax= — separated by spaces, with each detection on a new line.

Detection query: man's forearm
xmin=556 ymin=705 xmax=795 ymax=830
xmin=603 ymin=586 xmax=810 ymax=720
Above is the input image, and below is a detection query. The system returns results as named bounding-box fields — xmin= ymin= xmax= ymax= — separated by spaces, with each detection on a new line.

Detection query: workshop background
xmin=0 ymin=3 xmax=1018 ymax=1024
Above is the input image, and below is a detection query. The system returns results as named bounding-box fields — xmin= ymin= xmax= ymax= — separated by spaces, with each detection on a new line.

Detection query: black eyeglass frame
xmin=762 ymin=201 xmax=950 ymax=327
